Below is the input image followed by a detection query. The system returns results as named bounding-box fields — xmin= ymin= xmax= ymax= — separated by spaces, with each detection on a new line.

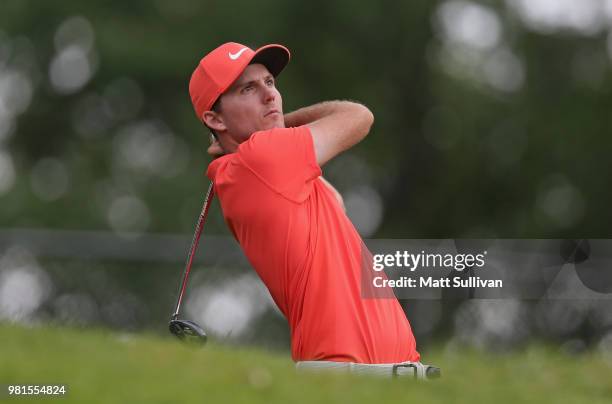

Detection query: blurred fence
xmin=2 ymin=229 xmax=612 ymax=356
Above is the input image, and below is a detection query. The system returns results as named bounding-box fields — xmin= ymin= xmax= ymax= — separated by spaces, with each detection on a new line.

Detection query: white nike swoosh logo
xmin=228 ymin=48 xmax=248 ymax=60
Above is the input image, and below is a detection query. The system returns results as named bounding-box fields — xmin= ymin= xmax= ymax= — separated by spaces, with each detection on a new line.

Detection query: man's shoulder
xmin=206 ymin=153 xmax=235 ymax=181
xmin=208 ymin=125 xmax=321 ymax=202
xmin=241 ymin=125 xmax=311 ymax=147
xmin=237 ymin=126 xmax=314 ymax=168
xmin=205 ymin=128 xmax=292 ymax=181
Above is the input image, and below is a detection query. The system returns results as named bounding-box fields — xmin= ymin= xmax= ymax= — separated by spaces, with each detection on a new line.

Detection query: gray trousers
xmin=295 ymin=360 xmax=440 ymax=380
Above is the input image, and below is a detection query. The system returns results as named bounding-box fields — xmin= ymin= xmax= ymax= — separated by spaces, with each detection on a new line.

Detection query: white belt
xmin=295 ymin=360 xmax=440 ymax=380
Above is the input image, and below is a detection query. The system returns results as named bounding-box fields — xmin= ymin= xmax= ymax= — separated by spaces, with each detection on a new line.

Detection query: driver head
xmin=169 ymin=319 xmax=208 ymax=344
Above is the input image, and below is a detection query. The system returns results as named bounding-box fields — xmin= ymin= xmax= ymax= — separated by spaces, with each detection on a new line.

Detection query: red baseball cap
xmin=189 ymin=42 xmax=290 ymax=121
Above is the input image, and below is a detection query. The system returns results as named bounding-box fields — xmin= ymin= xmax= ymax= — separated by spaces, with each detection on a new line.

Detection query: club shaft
xmin=172 ymin=182 xmax=215 ymax=319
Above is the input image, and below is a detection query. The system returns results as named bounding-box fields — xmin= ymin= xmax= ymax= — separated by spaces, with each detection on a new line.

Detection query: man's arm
xmin=208 ymin=101 xmax=373 ymax=164
xmin=285 ymin=100 xmax=374 ymax=166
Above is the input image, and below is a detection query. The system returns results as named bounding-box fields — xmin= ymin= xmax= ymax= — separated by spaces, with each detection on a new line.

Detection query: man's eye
xmin=242 ymin=85 xmax=253 ymax=93
xmin=266 ymin=79 xmax=274 ymax=86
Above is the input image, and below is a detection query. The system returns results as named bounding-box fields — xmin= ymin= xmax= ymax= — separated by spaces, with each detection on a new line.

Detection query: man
xmin=189 ymin=42 xmax=430 ymax=377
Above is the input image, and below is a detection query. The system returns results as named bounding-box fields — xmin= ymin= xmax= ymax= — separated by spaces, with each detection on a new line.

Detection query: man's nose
xmin=262 ymin=84 xmax=275 ymax=103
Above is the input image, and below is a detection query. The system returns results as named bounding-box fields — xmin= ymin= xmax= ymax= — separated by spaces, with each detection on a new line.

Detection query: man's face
xmin=214 ymin=63 xmax=284 ymax=143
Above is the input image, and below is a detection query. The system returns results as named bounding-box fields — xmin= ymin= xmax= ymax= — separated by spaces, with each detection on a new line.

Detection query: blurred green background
xmin=2 ymin=0 xmax=611 ymax=238
xmin=1 ymin=0 xmax=612 ymax=373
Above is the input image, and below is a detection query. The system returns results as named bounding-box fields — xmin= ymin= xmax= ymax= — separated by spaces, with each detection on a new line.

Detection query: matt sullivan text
xmin=373 ymin=276 xmax=503 ymax=288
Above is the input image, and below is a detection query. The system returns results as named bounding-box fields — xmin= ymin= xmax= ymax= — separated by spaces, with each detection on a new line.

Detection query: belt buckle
xmin=392 ymin=363 xmax=418 ymax=378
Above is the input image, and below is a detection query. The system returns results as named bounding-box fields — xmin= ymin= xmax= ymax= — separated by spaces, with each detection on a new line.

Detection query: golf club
xmin=169 ymin=182 xmax=215 ymax=344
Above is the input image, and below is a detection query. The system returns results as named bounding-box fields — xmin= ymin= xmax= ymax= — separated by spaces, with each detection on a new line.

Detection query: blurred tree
xmin=0 ymin=0 xmax=610 ymax=238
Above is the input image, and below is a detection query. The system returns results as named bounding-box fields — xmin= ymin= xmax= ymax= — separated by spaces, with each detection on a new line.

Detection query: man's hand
xmin=207 ymin=134 xmax=225 ymax=159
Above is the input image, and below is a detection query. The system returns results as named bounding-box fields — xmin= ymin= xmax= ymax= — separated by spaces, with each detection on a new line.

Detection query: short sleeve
xmin=237 ymin=125 xmax=322 ymax=202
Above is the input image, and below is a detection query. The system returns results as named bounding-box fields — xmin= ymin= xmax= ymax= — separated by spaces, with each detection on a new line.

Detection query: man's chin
xmin=263 ymin=119 xmax=286 ymax=130
xmin=241 ymin=120 xmax=286 ymax=140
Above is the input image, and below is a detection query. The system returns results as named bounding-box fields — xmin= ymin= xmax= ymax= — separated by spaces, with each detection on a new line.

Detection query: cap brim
xmin=250 ymin=44 xmax=290 ymax=77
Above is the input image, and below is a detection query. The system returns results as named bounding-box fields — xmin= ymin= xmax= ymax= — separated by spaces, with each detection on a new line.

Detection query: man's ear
xmin=202 ymin=111 xmax=226 ymax=132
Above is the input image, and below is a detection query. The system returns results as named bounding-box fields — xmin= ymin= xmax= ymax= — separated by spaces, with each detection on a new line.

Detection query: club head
xmin=169 ymin=319 xmax=207 ymax=344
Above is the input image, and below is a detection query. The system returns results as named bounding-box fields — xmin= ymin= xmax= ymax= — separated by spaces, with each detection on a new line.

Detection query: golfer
xmin=189 ymin=42 xmax=434 ymax=378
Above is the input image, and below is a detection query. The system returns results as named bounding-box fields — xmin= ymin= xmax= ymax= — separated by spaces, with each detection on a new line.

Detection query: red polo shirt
xmin=206 ymin=125 xmax=419 ymax=363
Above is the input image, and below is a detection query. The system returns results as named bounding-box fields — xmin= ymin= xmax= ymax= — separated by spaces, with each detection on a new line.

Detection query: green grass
xmin=1 ymin=323 xmax=612 ymax=403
